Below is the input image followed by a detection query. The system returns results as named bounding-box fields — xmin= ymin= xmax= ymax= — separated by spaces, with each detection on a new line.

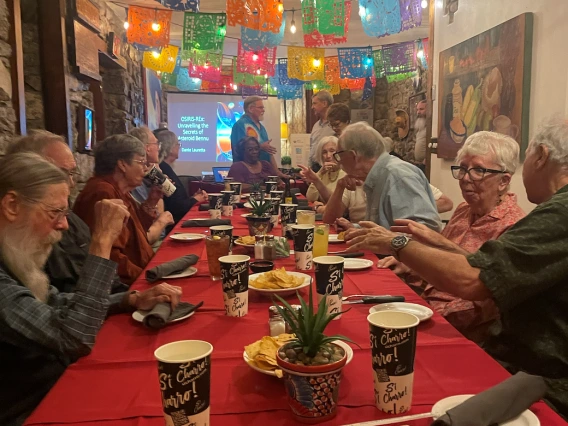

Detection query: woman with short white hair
xmin=378 ymin=131 xmax=526 ymax=342
xmin=300 ymin=136 xmax=366 ymax=222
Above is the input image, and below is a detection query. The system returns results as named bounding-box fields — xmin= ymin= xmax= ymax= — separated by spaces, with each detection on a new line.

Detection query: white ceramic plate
xmin=243 ymin=340 xmax=354 ymax=377
xmin=233 ymin=240 xmax=255 ymax=250
xmin=248 ymin=271 xmax=311 ymax=296
xmin=169 ymin=233 xmax=206 ymax=242
xmin=328 ymin=234 xmax=345 ymax=244
xmin=244 ymin=202 xmax=253 ymax=209
xmin=162 ymin=266 xmax=198 ymax=279
xmin=432 ymin=395 xmax=540 ymax=425
xmin=368 ymin=302 xmax=434 ymax=322
xmin=344 ymin=258 xmax=374 ymax=270
xmin=132 ymin=309 xmax=196 ymax=324
xmin=241 ymin=213 xmax=252 ymax=218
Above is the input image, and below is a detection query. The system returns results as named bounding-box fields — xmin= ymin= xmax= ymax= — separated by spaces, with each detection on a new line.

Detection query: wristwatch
xmin=390 ymin=235 xmax=411 ymax=260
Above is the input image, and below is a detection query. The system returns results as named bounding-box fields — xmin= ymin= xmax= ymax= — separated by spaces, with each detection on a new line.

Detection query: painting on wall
xmin=437 ymin=13 xmax=533 ymax=159
xmin=144 ymin=68 xmax=162 ymax=130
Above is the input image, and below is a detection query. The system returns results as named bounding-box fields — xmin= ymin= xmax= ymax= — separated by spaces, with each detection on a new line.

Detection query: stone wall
xmin=22 ymin=0 xmax=43 ymax=132
xmin=0 ymin=0 xmax=16 ymax=153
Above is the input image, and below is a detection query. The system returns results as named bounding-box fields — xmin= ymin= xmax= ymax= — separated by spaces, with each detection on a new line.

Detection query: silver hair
xmin=456 ymin=131 xmax=519 ymax=174
xmin=129 ymin=126 xmax=153 ymax=145
xmin=339 ymin=122 xmax=386 ymax=159
xmin=244 ymin=96 xmax=263 ymax=113
xmin=314 ymin=136 xmax=339 ymax=165
xmin=528 ymin=117 xmax=568 ymax=168
xmin=313 ymin=90 xmax=333 ymax=107
xmin=0 ymin=152 xmax=68 ymax=200
xmin=94 ymin=134 xmax=146 ymax=175
xmin=156 ymin=129 xmax=179 ymax=162
xmin=6 ymin=130 xmax=67 ymax=156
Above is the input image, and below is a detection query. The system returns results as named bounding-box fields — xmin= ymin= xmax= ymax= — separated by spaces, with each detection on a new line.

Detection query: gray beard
xmin=0 ymin=223 xmax=61 ymax=302
xmin=415 ymin=117 xmax=427 ymax=131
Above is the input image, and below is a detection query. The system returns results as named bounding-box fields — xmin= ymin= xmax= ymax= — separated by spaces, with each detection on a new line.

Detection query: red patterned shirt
xmin=423 ymin=193 xmax=526 ymax=342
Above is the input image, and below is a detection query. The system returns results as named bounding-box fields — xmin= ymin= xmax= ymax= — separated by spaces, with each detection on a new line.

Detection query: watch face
xmin=391 ymin=235 xmax=408 ymax=249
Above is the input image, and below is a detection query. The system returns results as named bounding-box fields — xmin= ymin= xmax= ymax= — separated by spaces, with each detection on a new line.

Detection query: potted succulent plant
xmin=246 ymin=194 xmax=273 ymax=236
xmin=250 ymin=181 xmax=263 ymax=201
xmin=274 ymin=287 xmax=356 ymax=423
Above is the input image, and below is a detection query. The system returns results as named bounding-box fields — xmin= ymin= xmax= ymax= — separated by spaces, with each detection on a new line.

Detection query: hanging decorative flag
xmin=242 ymin=84 xmax=268 ymax=98
xmin=382 ymin=41 xmax=416 ymax=74
xmin=269 ymin=67 xmax=303 ymax=100
xmin=360 ymin=0 xmax=402 ymax=37
xmin=176 ymin=68 xmax=202 ymax=91
xmin=233 ymin=59 xmax=266 ymax=86
xmin=338 ymin=47 xmax=374 ymax=79
xmin=202 ymin=74 xmax=236 ymax=93
xmin=142 ymin=45 xmax=179 ymax=73
xmin=182 ymin=13 xmax=226 ymax=53
xmin=132 ymin=43 xmax=155 ymax=52
xmin=324 ymin=56 xmax=341 ymax=85
xmin=399 ymin=0 xmax=422 ymax=31
xmin=373 ymin=49 xmax=385 ymax=78
xmin=127 ymin=6 xmax=172 ymax=48
xmin=287 ymin=46 xmax=325 ymax=81
xmin=362 ymin=77 xmax=374 ymax=100
xmin=237 ymin=41 xmax=277 ymax=76
xmin=339 ymin=77 xmax=366 ymax=90
xmin=416 ymin=38 xmax=429 ymax=68
xmin=158 ymin=0 xmax=199 ymax=12
xmin=304 ymin=1 xmax=351 ymax=47
xmin=241 ymin=12 xmax=286 ymax=52
xmin=277 ymin=59 xmax=305 ymax=85
xmin=187 ymin=50 xmax=223 ymax=81
xmin=302 ymin=0 xmax=344 ymax=36
xmin=227 ymin=0 xmax=283 ymax=33
xmin=161 ymin=55 xmax=181 ymax=85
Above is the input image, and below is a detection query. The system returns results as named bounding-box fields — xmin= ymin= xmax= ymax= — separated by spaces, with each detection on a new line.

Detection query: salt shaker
xmin=254 ymin=235 xmax=265 ymax=259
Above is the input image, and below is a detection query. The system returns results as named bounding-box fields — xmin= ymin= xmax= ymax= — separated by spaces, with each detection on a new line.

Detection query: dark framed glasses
xmin=451 ymin=166 xmax=507 ymax=181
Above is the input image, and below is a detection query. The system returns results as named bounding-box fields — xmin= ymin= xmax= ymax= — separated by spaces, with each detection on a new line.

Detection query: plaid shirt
xmin=0 ymin=254 xmax=117 ymax=425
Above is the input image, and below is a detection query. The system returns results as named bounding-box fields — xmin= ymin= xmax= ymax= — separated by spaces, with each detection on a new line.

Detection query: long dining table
xmin=26 ymin=205 xmax=566 ymax=426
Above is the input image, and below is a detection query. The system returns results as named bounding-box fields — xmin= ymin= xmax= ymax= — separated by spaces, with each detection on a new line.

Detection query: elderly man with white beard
xmin=0 ymin=153 xmax=183 ymax=426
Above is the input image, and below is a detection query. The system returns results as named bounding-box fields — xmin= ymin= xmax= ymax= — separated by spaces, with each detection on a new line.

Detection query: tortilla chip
xmin=250 ymin=268 xmax=305 ymax=289
xmin=244 ymin=333 xmax=297 ymax=375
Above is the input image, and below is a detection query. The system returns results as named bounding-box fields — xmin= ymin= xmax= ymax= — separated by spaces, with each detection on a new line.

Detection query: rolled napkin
xmin=181 ymin=219 xmax=231 ymax=228
xmin=145 ymin=254 xmax=199 ymax=283
xmin=142 ymin=301 xmax=204 ymax=329
xmin=431 ymin=372 xmax=547 ymax=426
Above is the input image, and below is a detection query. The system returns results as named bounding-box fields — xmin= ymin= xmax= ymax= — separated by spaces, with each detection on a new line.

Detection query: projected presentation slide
xmin=167 ymin=93 xmax=281 ymax=176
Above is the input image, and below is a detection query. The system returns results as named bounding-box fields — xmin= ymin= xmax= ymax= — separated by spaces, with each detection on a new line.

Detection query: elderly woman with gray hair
xmin=377 ymin=131 xmax=526 ymax=342
xmin=74 ymin=134 xmax=169 ymax=284
xmin=343 ymin=119 xmax=568 ymax=417
xmin=155 ymin=129 xmax=208 ymax=225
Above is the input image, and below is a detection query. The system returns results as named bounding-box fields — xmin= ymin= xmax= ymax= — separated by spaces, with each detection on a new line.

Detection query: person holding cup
xmin=74 ymin=135 xmax=170 ymax=285
xmin=155 ymin=129 xmax=208 ymax=225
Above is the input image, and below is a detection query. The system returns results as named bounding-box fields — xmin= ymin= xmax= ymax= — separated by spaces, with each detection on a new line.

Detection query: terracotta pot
xmin=246 ymin=215 xmax=273 ymax=236
xmin=276 ymin=343 xmax=347 ymax=424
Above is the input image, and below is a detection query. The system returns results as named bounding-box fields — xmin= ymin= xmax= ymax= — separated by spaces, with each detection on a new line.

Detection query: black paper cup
xmin=280 ymin=204 xmax=298 ymax=238
xmin=367 ymin=311 xmax=420 ymax=414
xmin=265 ymin=181 xmax=277 ymax=194
xmin=291 ymin=225 xmax=314 ymax=270
xmin=229 ymin=182 xmax=242 ymax=204
xmin=220 ymin=191 xmax=234 ymax=217
xmin=314 ymin=256 xmax=344 ymax=319
xmin=145 ymin=166 xmax=176 ymax=197
xmin=270 ymin=190 xmax=284 ymax=202
xmin=154 ymin=340 xmax=213 ymax=426
xmin=269 ymin=197 xmax=281 ymax=226
xmin=219 ymin=255 xmax=250 ymax=317
xmin=267 ymin=175 xmax=278 ymax=182
xmin=208 ymin=193 xmax=223 ymax=211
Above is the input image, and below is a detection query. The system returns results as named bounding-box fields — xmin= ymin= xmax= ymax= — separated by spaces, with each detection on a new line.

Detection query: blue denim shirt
xmin=363 ymin=152 xmax=442 ymax=231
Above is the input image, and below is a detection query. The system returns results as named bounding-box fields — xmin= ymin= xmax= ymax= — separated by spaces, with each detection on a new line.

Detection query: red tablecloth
xmin=26 ymin=208 xmax=565 ymax=426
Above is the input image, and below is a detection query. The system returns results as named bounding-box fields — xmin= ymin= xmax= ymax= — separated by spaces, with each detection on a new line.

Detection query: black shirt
xmin=160 ymin=161 xmax=198 ymax=224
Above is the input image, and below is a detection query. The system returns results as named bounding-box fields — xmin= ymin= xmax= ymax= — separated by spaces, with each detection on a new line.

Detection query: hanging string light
xmin=312 ymin=58 xmax=321 ymax=67
xmin=417 ymin=49 xmax=425 ymax=59
xmin=151 ymin=9 xmax=161 ymax=31
xmin=421 ymin=0 xmax=428 ymax=8
xmin=290 ymin=9 xmax=297 ymax=34
xmin=277 ymin=1 xmax=284 ymax=13
xmin=123 ymin=7 xmax=129 ymax=29
xmin=152 ymin=50 xmax=161 ymax=58
xmin=252 ymin=53 xmax=259 ymax=61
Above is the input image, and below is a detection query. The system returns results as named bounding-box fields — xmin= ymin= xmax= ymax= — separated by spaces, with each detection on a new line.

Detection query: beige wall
xmin=430 ymin=0 xmax=568 ymax=219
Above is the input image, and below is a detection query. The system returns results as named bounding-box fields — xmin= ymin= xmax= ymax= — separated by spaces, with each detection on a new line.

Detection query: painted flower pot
xmin=276 ymin=343 xmax=347 ymax=424
xmin=246 ymin=216 xmax=273 ymax=236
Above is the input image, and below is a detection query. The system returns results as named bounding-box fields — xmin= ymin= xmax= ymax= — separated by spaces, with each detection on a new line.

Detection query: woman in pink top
xmin=379 ymin=131 xmax=525 ymax=342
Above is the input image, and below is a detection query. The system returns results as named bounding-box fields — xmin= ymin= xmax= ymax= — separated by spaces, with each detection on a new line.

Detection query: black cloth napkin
xmin=431 ymin=372 xmax=547 ymax=425
xmin=142 ymin=301 xmax=203 ymax=329
xmin=145 ymin=254 xmax=199 ymax=283
xmin=181 ymin=219 xmax=231 ymax=228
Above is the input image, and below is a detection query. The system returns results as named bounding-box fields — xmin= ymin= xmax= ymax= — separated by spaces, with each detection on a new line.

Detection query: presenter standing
xmin=231 ymin=96 xmax=284 ymax=178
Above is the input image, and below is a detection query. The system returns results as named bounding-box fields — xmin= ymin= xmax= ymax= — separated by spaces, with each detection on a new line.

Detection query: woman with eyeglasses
xmin=299 ymin=136 xmax=366 ymax=222
xmin=74 ymin=134 xmax=169 ymax=285
xmin=155 ymin=129 xmax=208 ymax=226
xmin=227 ymin=137 xmax=281 ymax=191
xmin=326 ymin=103 xmax=351 ymax=137
xmin=376 ymin=131 xmax=525 ymax=342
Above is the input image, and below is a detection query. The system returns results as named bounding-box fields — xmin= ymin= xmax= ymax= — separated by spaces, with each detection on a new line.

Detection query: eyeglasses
xmin=333 ymin=150 xmax=347 ymax=162
xmin=329 ymin=120 xmax=344 ymax=129
xmin=147 ymin=142 xmax=162 ymax=149
xmin=132 ymin=159 xmax=147 ymax=166
xmin=451 ymin=166 xmax=507 ymax=181
xmin=61 ymin=168 xmax=79 ymax=178
xmin=21 ymin=196 xmax=70 ymax=223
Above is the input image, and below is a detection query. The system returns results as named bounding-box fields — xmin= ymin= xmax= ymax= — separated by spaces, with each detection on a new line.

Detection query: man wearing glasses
xmin=331 ymin=122 xmax=441 ymax=232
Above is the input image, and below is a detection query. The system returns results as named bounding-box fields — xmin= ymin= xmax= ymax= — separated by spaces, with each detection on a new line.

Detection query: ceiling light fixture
xmin=290 ymin=9 xmax=297 ymax=34
xmin=421 ymin=0 xmax=428 ymax=8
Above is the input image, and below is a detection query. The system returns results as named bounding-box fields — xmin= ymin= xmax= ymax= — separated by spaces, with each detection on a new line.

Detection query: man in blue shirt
xmin=333 ymin=122 xmax=441 ymax=232
xmin=231 ymin=96 xmax=281 ymax=174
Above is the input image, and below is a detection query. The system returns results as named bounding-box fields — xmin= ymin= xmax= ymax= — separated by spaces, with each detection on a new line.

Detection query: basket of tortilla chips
xmin=248 ymin=268 xmax=311 ymax=296
xmin=244 ymin=333 xmax=296 ymax=378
